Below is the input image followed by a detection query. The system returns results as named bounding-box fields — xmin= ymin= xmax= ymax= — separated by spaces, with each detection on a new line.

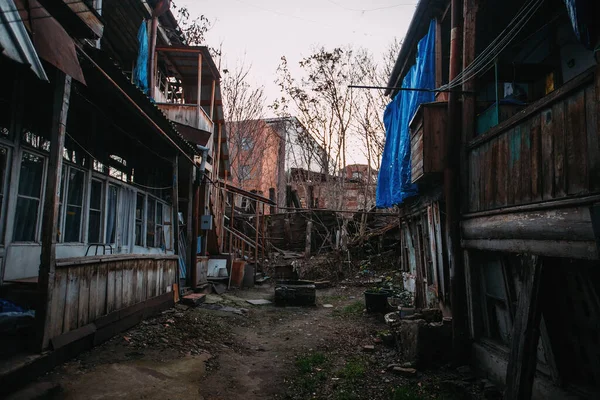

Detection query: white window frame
xmin=12 ymin=149 xmax=48 ymax=243
xmin=58 ymin=164 xmax=87 ymax=243
xmin=0 ymin=144 xmax=12 ymax=244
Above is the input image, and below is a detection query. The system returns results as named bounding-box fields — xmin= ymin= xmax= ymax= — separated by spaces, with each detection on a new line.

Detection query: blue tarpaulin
xmin=563 ymin=0 xmax=599 ymax=50
xmin=376 ymin=20 xmax=437 ymax=208
xmin=133 ymin=21 xmax=149 ymax=95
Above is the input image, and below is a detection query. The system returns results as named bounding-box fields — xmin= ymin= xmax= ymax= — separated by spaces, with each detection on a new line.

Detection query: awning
xmin=15 ymin=0 xmax=86 ymax=84
xmin=78 ymin=46 xmax=200 ymax=163
xmin=0 ymin=0 xmax=48 ymax=80
xmin=173 ymin=122 xmax=211 ymax=147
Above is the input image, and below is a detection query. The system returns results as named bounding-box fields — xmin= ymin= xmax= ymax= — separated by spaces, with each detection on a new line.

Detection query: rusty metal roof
xmin=81 ymin=46 xmax=201 ymax=159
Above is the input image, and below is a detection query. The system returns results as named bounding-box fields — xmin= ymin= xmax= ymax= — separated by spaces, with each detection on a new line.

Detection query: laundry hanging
xmin=133 ymin=20 xmax=150 ymax=94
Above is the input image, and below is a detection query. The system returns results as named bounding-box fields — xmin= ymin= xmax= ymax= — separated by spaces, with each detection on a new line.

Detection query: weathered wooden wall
xmin=47 ymin=255 xmax=177 ymax=341
xmin=467 ymin=70 xmax=599 ymax=213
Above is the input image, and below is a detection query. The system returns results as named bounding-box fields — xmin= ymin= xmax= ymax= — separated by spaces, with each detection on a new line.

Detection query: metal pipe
xmin=446 ymin=0 xmax=468 ymax=363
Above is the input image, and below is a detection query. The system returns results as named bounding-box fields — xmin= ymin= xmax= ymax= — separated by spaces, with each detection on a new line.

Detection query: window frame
xmin=13 ymin=149 xmax=47 ymax=243
xmin=58 ymin=164 xmax=87 ymax=243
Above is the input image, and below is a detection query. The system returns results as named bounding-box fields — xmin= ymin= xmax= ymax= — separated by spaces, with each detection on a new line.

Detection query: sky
xmin=175 ymin=0 xmax=418 ymax=165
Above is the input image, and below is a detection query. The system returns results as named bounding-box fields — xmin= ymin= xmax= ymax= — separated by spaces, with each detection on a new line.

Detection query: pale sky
xmin=176 ymin=0 xmax=418 ymax=165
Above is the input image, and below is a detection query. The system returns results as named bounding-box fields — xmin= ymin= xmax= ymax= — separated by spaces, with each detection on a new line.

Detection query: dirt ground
xmin=38 ymin=284 xmax=493 ymax=400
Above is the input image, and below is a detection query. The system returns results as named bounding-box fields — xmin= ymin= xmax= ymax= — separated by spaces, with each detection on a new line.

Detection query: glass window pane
xmin=146 ymin=198 xmax=155 ymax=247
xmin=0 ymin=147 xmax=8 ymax=195
xmin=64 ymin=205 xmax=82 ymax=242
xmin=14 ymin=152 xmax=44 ymax=242
xmin=106 ymin=185 xmax=118 ymax=244
xmin=88 ymin=211 xmax=102 ymax=243
xmin=67 ymin=169 xmax=84 ymax=206
xmin=64 ymin=169 xmax=85 ymax=243
xmin=18 ymin=152 xmax=44 ymax=198
xmin=90 ymin=179 xmax=102 ymax=210
xmin=156 ymin=203 xmax=163 ymax=224
xmin=88 ymin=180 xmax=103 ymax=243
xmin=135 ymin=193 xmax=144 ymax=246
xmin=14 ymin=198 xmax=39 ymax=241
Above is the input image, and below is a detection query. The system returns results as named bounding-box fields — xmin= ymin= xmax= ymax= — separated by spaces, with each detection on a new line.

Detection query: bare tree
xmin=222 ymin=61 xmax=269 ymax=193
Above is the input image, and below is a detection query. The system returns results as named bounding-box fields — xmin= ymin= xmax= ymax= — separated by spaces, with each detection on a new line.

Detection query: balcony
xmin=466 ymin=67 xmax=599 ymax=214
xmin=152 ymin=46 xmax=220 ymax=136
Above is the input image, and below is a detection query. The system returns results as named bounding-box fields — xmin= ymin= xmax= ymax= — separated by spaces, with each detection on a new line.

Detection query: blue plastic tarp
xmin=376 ymin=20 xmax=437 ymax=208
xmin=564 ymin=0 xmax=599 ymax=50
xmin=133 ymin=20 xmax=150 ymax=95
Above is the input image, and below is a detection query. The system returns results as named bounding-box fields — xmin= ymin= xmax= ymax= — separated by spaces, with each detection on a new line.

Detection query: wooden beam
xmin=210 ymin=80 xmax=216 ymax=120
xmin=504 ymin=257 xmax=544 ymax=400
xmin=37 ymin=72 xmax=72 ymax=351
xmin=149 ymin=17 xmax=158 ymax=99
xmin=172 ymin=155 xmax=180 ymax=291
xmin=197 ymin=53 xmax=203 ymax=113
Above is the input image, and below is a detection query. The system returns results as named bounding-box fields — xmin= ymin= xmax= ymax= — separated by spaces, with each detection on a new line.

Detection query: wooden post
xmin=197 ymin=53 xmax=203 ymax=110
xmin=462 ymin=0 xmax=478 ymax=213
xmin=186 ymin=164 xmax=194 ymax=282
xmin=191 ymin=174 xmax=200 ymax=288
xmin=229 ymin=193 xmax=235 ymax=256
xmin=261 ymin=203 xmax=266 ymax=267
xmin=305 ymin=219 xmax=313 ymax=259
xmin=37 ymin=72 xmax=72 ymax=350
xmin=210 ymin=79 xmax=216 ymax=120
xmin=172 ymin=155 xmax=180 ymax=290
xmin=504 ymin=258 xmax=544 ymax=400
xmin=254 ymin=203 xmax=260 ymax=263
xmin=148 ymin=17 xmax=158 ymax=99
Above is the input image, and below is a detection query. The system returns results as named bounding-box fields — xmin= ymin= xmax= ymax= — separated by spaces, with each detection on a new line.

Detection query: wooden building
xmin=383 ymin=0 xmax=600 ymax=398
xmin=0 ymin=0 xmax=229 ymax=368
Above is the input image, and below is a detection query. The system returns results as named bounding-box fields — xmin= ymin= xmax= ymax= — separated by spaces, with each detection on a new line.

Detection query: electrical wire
xmin=440 ymin=0 xmax=546 ymax=90
xmin=326 ymin=0 xmax=418 ymax=13
xmin=229 ymin=0 xmax=375 ymax=37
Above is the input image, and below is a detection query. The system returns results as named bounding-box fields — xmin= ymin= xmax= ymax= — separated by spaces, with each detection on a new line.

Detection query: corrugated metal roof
xmin=0 ymin=0 xmax=48 ymax=81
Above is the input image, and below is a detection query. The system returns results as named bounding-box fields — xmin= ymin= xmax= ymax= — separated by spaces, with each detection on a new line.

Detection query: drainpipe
xmin=446 ymin=0 xmax=468 ymax=363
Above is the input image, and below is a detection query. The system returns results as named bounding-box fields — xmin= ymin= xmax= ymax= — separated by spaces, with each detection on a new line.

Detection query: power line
xmin=230 ymin=0 xmax=375 ymax=37
xmin=326 ymin=0 xmax=418 ymax=13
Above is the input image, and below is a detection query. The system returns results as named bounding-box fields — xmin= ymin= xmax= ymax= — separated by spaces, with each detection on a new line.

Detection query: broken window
xmin=14 ymin=152 xmax=45 ymax=242
xmin=480 ymin=258 xmax=513 ymax=346
xmin=88 ymin=179 xmax=103 ymax=243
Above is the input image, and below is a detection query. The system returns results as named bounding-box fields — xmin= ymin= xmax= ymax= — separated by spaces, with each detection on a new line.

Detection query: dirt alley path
xmin=41 ymin=284 xmax=486 ymax=400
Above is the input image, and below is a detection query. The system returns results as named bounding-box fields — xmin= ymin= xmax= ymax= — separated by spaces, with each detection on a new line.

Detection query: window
xmin=156 ymin=202 xmax=164 ymax=249
xmin=352 ymin=171 xmax=362 ymax=180
xmin=106 ymin=185 xmax=118 ymax=244
xmin=63 ymin=168 xmax=85 ymax=242
xmin=241 ymin=137 xmax=253 ymax=151
xmin=119 ymin=188 xmax=133 ymax=247
xmin=0 ymin=147 xmax=9 ymax=242
xmin=240 ymin=165 xmax=251 ymax=181
xmin=88 ymin=179 xmax=103 ymax=243
xmin=14 ymin=152 xmax=44 ymax=242
xmin=480 ymin=258 xmax=513 ymax=346
xmin=146 ymin=197 xmax=155 ymax=247
xmin=145 ymin=197 xmax=167 ymax=248
xmin=135 ymin=193 xmax=144 ymax=246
